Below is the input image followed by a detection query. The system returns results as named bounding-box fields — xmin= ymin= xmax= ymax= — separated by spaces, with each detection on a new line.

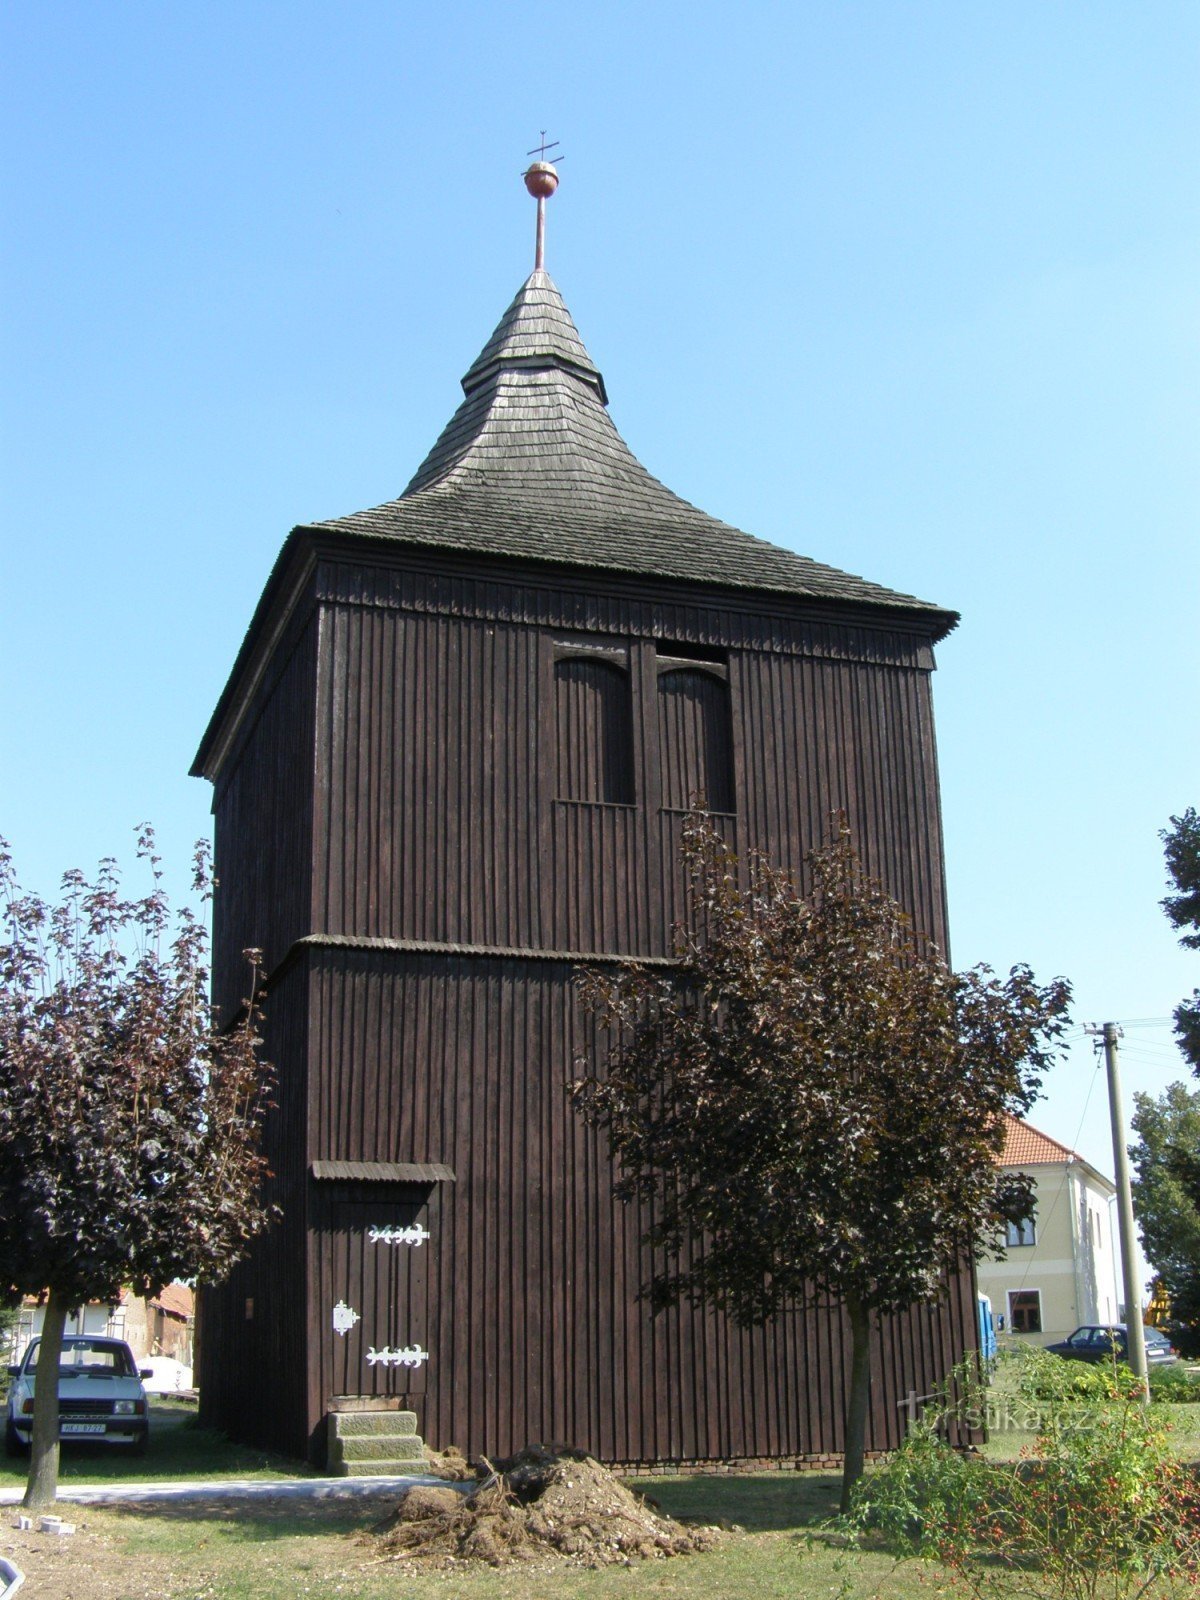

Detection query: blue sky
xmin=2 ymin=2 xmax=1197 ymax=1199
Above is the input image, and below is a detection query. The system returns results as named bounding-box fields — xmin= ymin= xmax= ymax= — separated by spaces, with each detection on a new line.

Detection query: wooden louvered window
xmin=657 ymin=661 xmax=735 ymax=814
xmin=554 ymin=652 xmax=635 ymax=805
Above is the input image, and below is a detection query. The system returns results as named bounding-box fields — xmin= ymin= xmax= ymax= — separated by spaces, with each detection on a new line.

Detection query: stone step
xmin=335 ymin=1457 xmax=430 ymax=1477
xmin=330 ymin=1409 xmax=419 ymax=1440
xmin=330 ymin=1432 xmax=426 ymax=1464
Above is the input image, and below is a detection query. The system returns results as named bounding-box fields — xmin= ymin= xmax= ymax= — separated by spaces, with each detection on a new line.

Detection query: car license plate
xmin=61 ymin=1422 xmax=106 ymax=1435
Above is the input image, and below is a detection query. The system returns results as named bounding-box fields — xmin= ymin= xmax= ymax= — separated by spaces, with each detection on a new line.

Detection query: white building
xmin=977 ymin=1114 xmax=1119 ymax=1346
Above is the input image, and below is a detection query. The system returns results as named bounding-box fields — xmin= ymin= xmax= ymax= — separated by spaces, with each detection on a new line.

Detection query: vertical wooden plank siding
xmin=197 ymin=959 xmax=310 ymax=1456
xmin=306 ymin=597 xmax=947 ymax=955
xmin=656 ymin=668 xmax=735 ymax=813
xmin=554 ymin=658 xmax=635 ymax=805
xmin=202 ymin=557 xmax=973 ymax=1464
xmin=200 ymin=604 xmax=319 ymax=1456
xmin=210 ymin=612 xmax=318 ymax=1018
xmin=299 ymin=949 xmax=978 ymax=1463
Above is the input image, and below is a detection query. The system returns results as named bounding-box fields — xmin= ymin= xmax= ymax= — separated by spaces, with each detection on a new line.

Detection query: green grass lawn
xmin=6 ymin=1378 xmax=1199 ymax=1599
xmin=33 ymin=1471 xmax=948 ymax=1600
xmin=1159 ymin=1400 xmax=1200 ymax=1458
xmin=33 ymin=1439 xmax=1200 ymax=1600
xmin=0 ymin=1398 xmax=317 ymax=1488
xmin=6 ymin=1424 xmax=930 ymax=1598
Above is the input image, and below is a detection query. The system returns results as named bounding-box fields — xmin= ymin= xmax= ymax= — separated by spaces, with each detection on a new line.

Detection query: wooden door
xmin=323 ymin=1191 xmax=430 ymax=1400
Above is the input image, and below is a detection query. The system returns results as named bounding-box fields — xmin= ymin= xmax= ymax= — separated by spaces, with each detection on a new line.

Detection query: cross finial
xmin=523 ymin=133 xmax=562 ymax=272
xmin=528 ymin=131 xmax=559 ymax=163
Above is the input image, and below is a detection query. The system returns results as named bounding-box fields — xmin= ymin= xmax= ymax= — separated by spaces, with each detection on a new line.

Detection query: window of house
xmin=1008 ymin=1289 xmax=1042 ymax=1335
xmin=656 ymin=657 xmax=734 ymax=814
xmin=1006 ymin=1213 xmax=1037 ymax=1248
xmin=554 ymin=652 xmax=634 ymax=805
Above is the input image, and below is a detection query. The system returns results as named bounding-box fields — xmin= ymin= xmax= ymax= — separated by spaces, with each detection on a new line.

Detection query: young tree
xmin=0 ymin=832 xmax=275 ymax=1509
xmin=574 ymin=817 xmax=1071 ymax=1510
xmin=1130 ymin=1083 xmax=1200 ymax=1353
xmin=1161 ymin=808 xmax=1200 ymax=1072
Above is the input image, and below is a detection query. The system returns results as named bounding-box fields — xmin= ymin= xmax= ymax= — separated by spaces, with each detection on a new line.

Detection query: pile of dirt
xmin=376 ymin=1444 xmax=720 ymax=1568
xmin=422 ymin=1444 xmax=475 ymax=1481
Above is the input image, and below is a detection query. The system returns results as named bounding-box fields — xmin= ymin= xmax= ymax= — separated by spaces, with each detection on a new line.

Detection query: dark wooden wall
xmin=210 ymin=606 xmax=318 ymax=1019
xmin=300 ymin=945 xmax=976 ymax=1464
xmin=197 ymin=959 xmax=311 ymax=1457
xmin=200 ymin=542 xmax=967 ymax=1464
xmin=308 ymin=554 xmax=949 ymax=959
xmin=657 ymin=664 xmax=735 ymax=814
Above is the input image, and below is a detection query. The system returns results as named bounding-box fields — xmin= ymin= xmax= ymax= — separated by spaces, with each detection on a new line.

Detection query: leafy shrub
xmin=1164 ymin=1323 xmax=1200 ymax=1360
xmin=843 ymin=1419 xmax=992 ymax=1561
xmin=846 ymin=1354 xmax=1200 ymax=1599
xmin=1008 ymin=1339 xmax=1137 ymax=1404
xmin=1151 ymin=1364 xmax=1200 ymax=1404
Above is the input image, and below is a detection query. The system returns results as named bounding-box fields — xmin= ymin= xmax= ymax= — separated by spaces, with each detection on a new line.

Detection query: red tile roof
xmin=150 ymin=1282 xmax=194 ymax=1321
xmin=999 ymin=1112 xmax=1081 ymax=1167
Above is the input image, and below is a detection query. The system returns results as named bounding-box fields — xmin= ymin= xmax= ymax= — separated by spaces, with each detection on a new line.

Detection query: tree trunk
xmin=23 ymin=1286 xmax=69 ymax=1510
xmin=839 ymin=1293 xmax=872 ymax=1514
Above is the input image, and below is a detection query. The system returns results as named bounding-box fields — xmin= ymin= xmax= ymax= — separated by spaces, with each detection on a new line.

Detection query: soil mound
xmin=399 ymin=1484 xmax=465 ymax=1520
xmin=376 ymin=1444 xmax=719 ymax=1568
xmin=422 ymin=1444 xmax=475 ymax=1481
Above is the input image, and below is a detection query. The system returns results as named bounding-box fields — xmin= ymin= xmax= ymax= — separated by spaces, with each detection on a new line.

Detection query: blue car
xmin=1045 ymin=1324 xmax=1178 ymax=1366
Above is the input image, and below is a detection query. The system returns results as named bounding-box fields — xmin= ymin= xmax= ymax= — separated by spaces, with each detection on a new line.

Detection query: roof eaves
xmin=191 ymin=518 xmax=958 ymax=787
xmin=190 ymin=527 xmax=318 ymax=780
xmin=302 ymin=516 xmax=959 ymax=637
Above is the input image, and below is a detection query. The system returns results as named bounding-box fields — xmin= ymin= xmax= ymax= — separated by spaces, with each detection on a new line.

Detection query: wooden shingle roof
xmin=192 ymin=268 xmax=959 ymax=779
xmin=308 ymin=271 xmax=957 ymax=633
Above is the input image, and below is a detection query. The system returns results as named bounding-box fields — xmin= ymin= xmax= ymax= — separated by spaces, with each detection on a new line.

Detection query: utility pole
xmin=1088 ymin=1022 xmax=1149 ymax=1399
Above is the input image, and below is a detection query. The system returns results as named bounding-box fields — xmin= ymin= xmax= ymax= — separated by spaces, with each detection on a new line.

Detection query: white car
xmin=138 ymin=1355 xmax=193 ymax=1394
xmin=5 ymin=1336 xmax=150 ymax=1454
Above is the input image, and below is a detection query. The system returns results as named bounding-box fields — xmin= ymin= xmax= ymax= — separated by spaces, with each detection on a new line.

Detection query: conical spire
xmin=194 ymin=200 xmax=957 ymax=788
xmin=460 ymin=271 xmax=606 ymax=401
xmin=312 ymin=271 xmax=955 ymax=632
xmin=400 ymin=268 xmax=651 ymax=503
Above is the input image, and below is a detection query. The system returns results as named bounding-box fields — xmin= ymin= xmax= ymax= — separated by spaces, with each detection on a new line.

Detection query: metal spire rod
xmin=523 ymin=134 xmax=562 ymax=272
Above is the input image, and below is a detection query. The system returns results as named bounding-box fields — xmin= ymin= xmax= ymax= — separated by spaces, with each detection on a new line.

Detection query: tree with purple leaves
xmin=574 ymin=816 xmax=1072 ymax=1511
xmin=0 ymin=831 xmax=274 ymax=1509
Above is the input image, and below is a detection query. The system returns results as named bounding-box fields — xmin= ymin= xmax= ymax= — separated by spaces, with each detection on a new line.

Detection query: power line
xmin=1105 ymin=1018 xmax=1174 ymax=1029
xmin=1010 ymin=1061 xmax=1102 ymax=1299
xmin=1119 ymin=1048 xmax=1187 ymax=1069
